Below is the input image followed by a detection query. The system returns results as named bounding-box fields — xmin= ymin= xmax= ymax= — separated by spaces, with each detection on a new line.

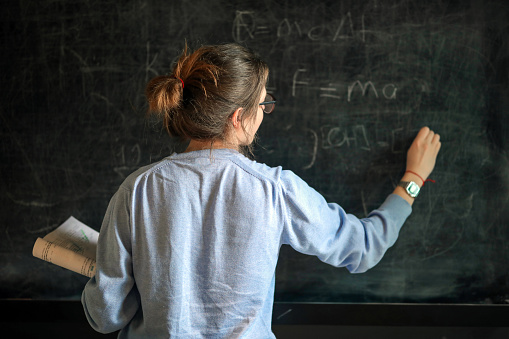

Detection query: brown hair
xmin=145 ymin=43 xmax=269 ymax=149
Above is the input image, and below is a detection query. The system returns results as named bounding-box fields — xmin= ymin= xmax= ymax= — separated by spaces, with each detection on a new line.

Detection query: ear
xmin=231 ymin=107 xmax=243 ymax=129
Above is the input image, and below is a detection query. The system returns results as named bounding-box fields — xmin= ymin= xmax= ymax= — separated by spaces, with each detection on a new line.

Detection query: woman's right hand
xmin=394 ymin=127 xmax=441 ymax=205
xmin=406 ymin=126 xmax=441 ymax=182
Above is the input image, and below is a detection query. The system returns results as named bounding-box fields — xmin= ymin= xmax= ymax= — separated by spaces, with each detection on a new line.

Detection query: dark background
xmin=1 ymin=0 xmax=508 ymax=306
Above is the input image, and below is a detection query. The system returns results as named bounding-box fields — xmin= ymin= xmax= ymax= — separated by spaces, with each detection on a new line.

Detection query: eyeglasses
xmin=259 ymin=93 xmax=276 ymax=114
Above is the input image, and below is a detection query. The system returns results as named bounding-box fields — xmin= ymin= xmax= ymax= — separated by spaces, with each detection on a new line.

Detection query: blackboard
xmin=1 ymin=0 xmax=508 ymax=304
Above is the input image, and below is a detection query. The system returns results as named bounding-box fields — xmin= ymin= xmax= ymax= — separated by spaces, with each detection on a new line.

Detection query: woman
xmin=82 ymin=43 xmax=441 ymax=338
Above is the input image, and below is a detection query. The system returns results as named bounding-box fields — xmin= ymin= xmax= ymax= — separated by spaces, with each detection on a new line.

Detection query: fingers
xmin=432 ymin=132 xmax=441 ymax=145
xmin=427 ymin=129 xmax=441 ymax=154
xmin=405 ymin=126 xmax=442 ymax=180
xmin=432 ymin=134 xmax=441 ymax=155
xmin=424 ymin=128 xmax=434 ymax=143
xmin=416 ymin=126 xmax=430 ymax=141
xmin=420 ymin=126 xmax=441 ymax=148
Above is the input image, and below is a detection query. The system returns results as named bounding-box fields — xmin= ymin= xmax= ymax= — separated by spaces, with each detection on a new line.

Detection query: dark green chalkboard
xmin=1 ymin=0 xmax=508 ymax=303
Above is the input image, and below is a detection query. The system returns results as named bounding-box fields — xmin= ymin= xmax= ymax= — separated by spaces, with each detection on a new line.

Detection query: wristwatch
xmin=398 ymin=181 xmax=420 ymax=198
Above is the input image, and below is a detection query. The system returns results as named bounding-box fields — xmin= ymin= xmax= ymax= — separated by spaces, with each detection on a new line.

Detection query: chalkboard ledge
xmin=1 ymin=299 xmax=508 ymax=327
xmin=272 ymin=302 xmax=509 ymax=327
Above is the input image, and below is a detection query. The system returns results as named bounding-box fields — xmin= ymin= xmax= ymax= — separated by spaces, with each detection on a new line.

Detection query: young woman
xmin=82 ymin=43 xmax=441 ymax=338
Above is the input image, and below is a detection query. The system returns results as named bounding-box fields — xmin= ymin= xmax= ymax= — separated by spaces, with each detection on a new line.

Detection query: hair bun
xmin=172 ymin=76 xmax=185 ymax=89
xmin=145 ymin=75 xmax=183 ymax=115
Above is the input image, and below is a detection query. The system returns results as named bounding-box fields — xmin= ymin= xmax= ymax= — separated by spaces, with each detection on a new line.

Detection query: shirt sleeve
xmin=81 ymin=186 xmax=140 ymax=333
xmin=279 ymin=170 xmax=412 ymax=273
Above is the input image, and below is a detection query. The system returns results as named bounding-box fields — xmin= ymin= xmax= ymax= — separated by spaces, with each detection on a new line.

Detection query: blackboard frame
xmin=2 ymin=299 xmax=508 ymax=326
xmin=272 ymin=302 xmax=509 ymax=327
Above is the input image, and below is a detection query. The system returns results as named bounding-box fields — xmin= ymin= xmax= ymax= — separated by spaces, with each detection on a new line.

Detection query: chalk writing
xmin=320 ymin=125 xmax=370 ymax=151
xmin=235 ymin=11 xmax=366 ymax=43
xmin=295 ymin=124 xmax=407 ymax=169
xmin=292 ymin=70 xmax=400 ymax=102
xmin=292 ymin=69 xmax=310 ymax=97
xmin=302 ymin=128 xmax=318 ymax=170
xmin=232 ymin=11 xmax=256 ymax=42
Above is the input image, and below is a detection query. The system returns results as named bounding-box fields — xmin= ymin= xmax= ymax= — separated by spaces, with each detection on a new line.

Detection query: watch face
xmin=407 ymin=182 xmax=420 ymax=197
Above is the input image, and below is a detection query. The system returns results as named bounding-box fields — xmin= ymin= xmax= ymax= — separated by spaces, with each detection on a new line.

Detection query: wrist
xmin=393 ymin=184 xmax=415 ymax=206
xmin=398 ymin=180 xmax=420 ymax=198
xmin=395 ymin=177 xmax=420 ymax=205
xmin=405 ymin=170 xmax=436 ymax=187
xmin=402 ymin=171 xmax=424 ymax=187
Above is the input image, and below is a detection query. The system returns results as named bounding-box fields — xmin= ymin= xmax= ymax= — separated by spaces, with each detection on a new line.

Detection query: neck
xmin=185 ymin=139 xmax=238 ymax=153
